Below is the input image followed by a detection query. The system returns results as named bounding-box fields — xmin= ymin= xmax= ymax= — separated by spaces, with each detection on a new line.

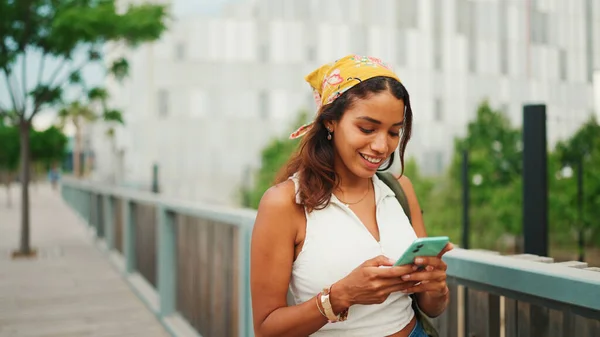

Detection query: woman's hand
xmin=399 ymin=242 xmax=454 ymax=297
xmin=329 ymin=255 xmax=419 ymax=312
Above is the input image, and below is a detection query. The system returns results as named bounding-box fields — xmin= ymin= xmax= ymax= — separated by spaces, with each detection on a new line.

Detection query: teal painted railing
xmin=62 ymin=178 xmax=255 ymax=337
xmin=61 ymin=178 xmax=600 ymax=337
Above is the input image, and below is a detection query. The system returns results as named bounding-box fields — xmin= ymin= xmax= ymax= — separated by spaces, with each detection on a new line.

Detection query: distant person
xmin=48 ymin=165 xmax=60 ymax=190
xmin=250 ymin=55 xmax=453 ymax=336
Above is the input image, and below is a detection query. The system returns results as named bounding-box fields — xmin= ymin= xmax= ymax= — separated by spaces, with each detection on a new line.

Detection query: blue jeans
xmin=408 ymin=320 xmax=428 ymax=337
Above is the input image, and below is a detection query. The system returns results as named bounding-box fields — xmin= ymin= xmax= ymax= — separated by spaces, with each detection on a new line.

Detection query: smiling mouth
xmin=360 ymin=153 xmax=383 ymax=164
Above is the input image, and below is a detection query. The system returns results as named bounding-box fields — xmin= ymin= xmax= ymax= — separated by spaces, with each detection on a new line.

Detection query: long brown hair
xmin=276 ymin=76 xmax=413 ymax=212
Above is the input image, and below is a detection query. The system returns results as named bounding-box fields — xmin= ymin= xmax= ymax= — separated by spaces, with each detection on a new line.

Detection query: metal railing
xmin=61 ymin=178 xmax=600 ymax=337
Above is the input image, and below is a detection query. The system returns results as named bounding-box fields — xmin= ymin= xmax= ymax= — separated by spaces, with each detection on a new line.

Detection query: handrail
xmin=64 ymin=177 xmax=257 ymax=227
xmin=444 ymin=248 xmax=600 ymax=318
xmin=60 ymin=178 xmax=600 ymax=337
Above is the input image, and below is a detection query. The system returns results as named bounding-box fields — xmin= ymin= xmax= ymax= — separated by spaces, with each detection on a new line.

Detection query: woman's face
xmin=327 ymin=90 xmax=405 ymax=180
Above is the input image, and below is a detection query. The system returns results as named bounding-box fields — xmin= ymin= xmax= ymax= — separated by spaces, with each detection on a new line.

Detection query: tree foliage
xmin=446 ymin=102 xmax=524 ymax=244
xmin=0 ymin=123 xmax=19 ymax=173
xmin=240 ymin=112 xmax=309 ymax=209
xmin=244 ymin=102 xmax=600 ymax=253
xmin=0 ymin=123 xmax=68 ymax=170
xmin=550 ymin=116 xmax=600 ymax=246
xmin=0 ymin=0 xmax=168 ymax=254
xmin=30 ymin=125 xmax=68 ymax=167
xmin=0 ymin=0 xmax=168 ymax=121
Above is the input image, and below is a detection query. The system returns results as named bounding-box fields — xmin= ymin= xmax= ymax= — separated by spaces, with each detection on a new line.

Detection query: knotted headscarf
xmin=289 ymin=54 xmax=401 ymax=139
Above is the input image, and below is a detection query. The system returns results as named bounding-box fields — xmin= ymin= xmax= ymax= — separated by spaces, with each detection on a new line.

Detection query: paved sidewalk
xmin=0 ymin=183 xmax=169 ymax=337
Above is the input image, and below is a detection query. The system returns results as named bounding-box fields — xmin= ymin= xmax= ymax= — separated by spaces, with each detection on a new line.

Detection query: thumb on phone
xmin=437 ymin=242 xmax=454 ymax=258
xmin=362 ymin=255 xmax=395 ymax=267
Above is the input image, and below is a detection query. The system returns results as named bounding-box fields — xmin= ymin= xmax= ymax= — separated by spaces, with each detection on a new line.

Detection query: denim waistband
xmin=408 ymin=320 xmax=428 ymax=337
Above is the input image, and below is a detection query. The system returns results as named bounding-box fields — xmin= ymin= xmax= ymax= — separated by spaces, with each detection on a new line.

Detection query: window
xmin=434 ymin=98 xmax=443 ymax=122
xmin=189 ymin=89 xmax=208 ymax=118
xmin=465 ymin=0 xmax=477 ymax=73
xmin=456 ymin=0 xmax=469 ymax=35
xmin=435 ymin=151 xmax=444 ymax=175
xmin=158 ymin=89 xmax=169 ymax=118
xmin=175 ymin=42 xmax=185 ymax=61
xmin=433 ymin=39 xmax=443 ymax=70
xmin=258 ymin=43 xmax=269 ymax=62
xmin=307 ymin=92 xmax=315 ymax=111
xmin=259 ymin=91 xmax=269 ymax=120
xmin=559 ymin=49 xmax=567 ymax=81
xmin=397 ymin=0 xmax=419 ymax=29
xmin=500 ymin=39 xmax=508 ymax=75
xmin=500 ymin=103 xmax=509 ymax=116
xmin=499 ymin=0 xmax=509 ymax=75
xmin=585 ymin=0 xmax=594 ymax=83
xmin=432 ymin=0 xmax=443 ymax=71
xmin=396 ymin=30 xmax=407 ymax=66
xmin=307 ymin=46 xmax=315 ymax=62
xmin=530 ymin=7 xmax=548 ymax=45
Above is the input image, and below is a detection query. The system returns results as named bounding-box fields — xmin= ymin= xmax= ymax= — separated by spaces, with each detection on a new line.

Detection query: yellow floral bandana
xmin=289 ymin=54 xmax=401 ymax=139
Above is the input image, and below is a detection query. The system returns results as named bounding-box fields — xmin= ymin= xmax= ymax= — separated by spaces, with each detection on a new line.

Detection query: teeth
xmin=361 ymin=154 xmax=382 ymax=164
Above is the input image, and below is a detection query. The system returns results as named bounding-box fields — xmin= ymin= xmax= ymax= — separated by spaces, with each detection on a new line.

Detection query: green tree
xmin=242 ymin=112 xmax=439 ymax=213
xmin=0 ymin=0 xmax=168 ymax=256
xmin=401 ymin=157 xmax=436 ymax=200
xmin=0 ymin=124 xmax=67 ymax=206
xmin=443 ymin=101 xmax=523 ymax=248
xmin=57 ymin=101 xmax=95 ymax=176
xmin=0 ymin=123 xmax=19 ymax=206
xmin=551 ymin=116 xmax=600 ymax=249
xmin=30 ymin=125 xmax=68 ymax=168
xmin=241 ymin=112 xmax=308 ymax=209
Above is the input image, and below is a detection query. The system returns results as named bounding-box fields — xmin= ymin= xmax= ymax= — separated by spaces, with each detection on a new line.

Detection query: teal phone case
xmin=394 ymin=236 xmax=450 ymax=266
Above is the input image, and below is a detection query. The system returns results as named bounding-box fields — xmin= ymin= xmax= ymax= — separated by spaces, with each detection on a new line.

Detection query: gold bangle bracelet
xmin=316 ymin=293 xmax=327 ymax=318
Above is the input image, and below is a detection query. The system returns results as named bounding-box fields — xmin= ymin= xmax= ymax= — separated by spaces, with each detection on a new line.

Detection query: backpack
xmin=376 ymin=172 xmax=440 ymax=337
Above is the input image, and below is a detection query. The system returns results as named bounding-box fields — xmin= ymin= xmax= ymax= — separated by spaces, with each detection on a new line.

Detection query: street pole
xmin=577 ymin=157 xmax=585 ymax=262
xmin=461 ymin=148 xmax=469 ymax=337
xmin=523 ymin=104 xmax=548 ymax=256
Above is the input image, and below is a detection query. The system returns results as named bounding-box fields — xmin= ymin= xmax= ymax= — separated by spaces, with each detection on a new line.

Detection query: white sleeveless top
xmin=288 ymin=173 xmax=418 ymax=337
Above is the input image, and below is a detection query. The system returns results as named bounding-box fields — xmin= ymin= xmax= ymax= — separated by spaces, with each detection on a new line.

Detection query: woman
xmin=250 ymin=55 xmax=453 ymax=337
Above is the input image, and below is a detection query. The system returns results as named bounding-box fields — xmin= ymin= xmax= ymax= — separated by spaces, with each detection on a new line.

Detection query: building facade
xmin=91 ymin=0 xmax=600 ymax=206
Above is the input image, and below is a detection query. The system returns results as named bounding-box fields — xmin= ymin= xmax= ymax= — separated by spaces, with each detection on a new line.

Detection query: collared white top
xmin=288 ymin=173 xmax=418 ymax=336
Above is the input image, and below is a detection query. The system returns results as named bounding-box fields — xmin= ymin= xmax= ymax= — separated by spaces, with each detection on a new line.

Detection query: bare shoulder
xmin=257 ymin=179 xmax=298 ymax=213
xmin=254 ymin=179 xmax=304 ymax=235
xmin=392 ymin=174 xmax=415 ymax=196
xmin=396 ymin=174 xmax=414 ymax=191
xmin=250 ymin=180 xmax=305 ymax=329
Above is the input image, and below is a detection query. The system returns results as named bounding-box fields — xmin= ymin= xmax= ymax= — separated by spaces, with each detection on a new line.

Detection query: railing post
xmin=104 ymin=195 xmax=115 ymax=250
xmin=123 ymin=199 xmax=136 ymax=273
xmin=76 ymin=189 xmax=81 ymax=218
xmin=79 ymin=189 xmax=85 ymax=219
xmin=89 ymin=194 xmax=96 ymax=232
xmin=97 ymin=194 xmax=104 ymax=238
xmin=157 ymin=206 xmax=176 ymax=317
xmin=85 ymin=190 xmax=92 ymax=225
xmin=238 ymin=219 xmax=254 ymax=337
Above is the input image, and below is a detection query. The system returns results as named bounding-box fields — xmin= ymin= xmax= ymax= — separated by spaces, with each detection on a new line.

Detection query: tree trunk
xmin=19 ymin=119 xmax=31 ymax=255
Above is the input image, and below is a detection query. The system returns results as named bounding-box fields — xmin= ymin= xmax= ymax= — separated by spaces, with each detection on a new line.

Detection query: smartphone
xmin=393 ymin=236 xmax=450 ymax=266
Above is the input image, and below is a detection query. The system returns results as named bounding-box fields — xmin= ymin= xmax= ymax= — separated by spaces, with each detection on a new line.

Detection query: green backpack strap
xmin=375 ymin=172 xmax=440 ymax=337
xmin=376 ymin=172 xmax=412 ymax=224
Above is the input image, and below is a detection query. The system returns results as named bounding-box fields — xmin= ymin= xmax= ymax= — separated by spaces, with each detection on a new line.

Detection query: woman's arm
xmin=251 ymin=179 xmax=425 ymax=336
xmin=398 ymin=175 xmax=451 ymax=318
xmin=250 ymin=182 xmax=329 ymax=337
